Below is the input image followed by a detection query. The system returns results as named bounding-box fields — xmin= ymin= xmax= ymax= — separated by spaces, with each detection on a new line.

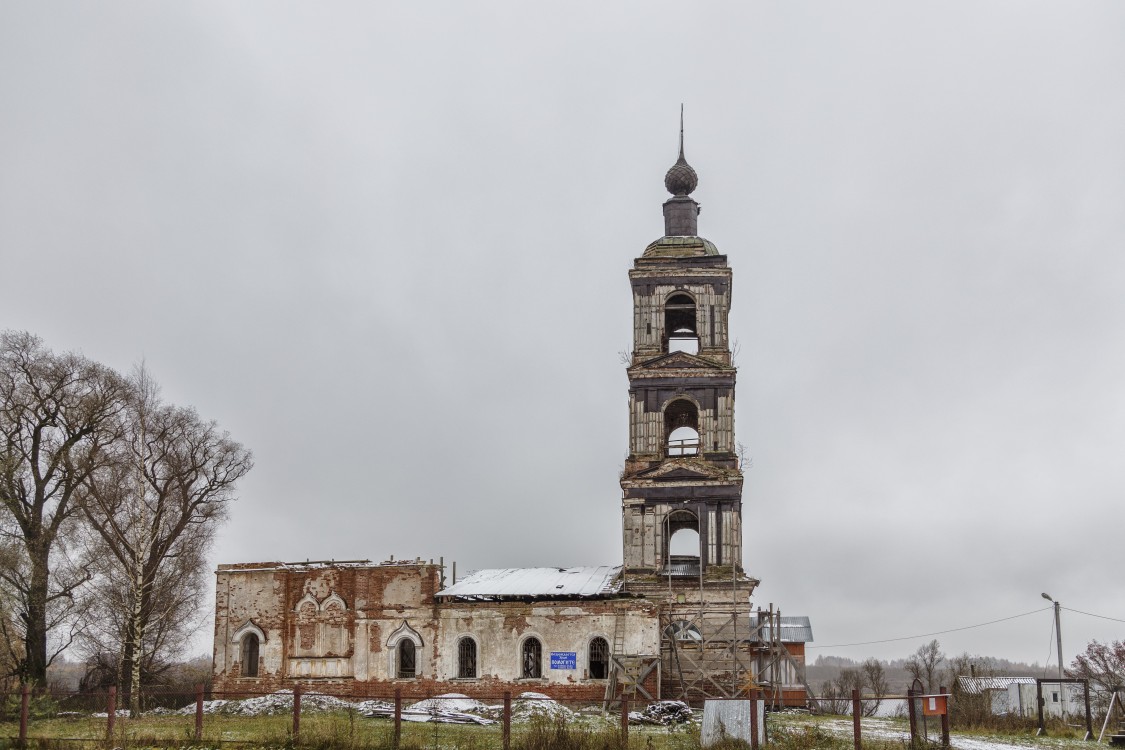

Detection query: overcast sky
xmin=2 ymin=2 xmax=1123 ymax=668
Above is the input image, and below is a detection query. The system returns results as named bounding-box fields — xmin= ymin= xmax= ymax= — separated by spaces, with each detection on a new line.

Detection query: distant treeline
xmin=808 ymin=651 xmax=1045 ymax=695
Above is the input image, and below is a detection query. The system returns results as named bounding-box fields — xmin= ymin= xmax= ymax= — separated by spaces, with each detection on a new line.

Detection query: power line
xmin=807 ymin=607 xmax=1052 ymax=650
xmin=1062 ymin=606 xmax=1125 ymax=624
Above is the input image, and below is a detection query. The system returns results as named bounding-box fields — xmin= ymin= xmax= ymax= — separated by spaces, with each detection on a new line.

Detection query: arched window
xmin=664 ymin=399 xmax=700 ymax=456
xmin=521 ymin=637 xmax=542 ymax=679
xmin=398 ymin=639 xmax=416 ymax=679
xmin=664 ymin=620 xmax=702 ymax=643
xmin=664 ymin=293 xmax=698 ymax=355
xmin=588 ymin=637 xmax=610 ymax=680
xmin=240 ymin=633 xmax=260 ymax=678
xmin=457 ymin=637 xmax=477 ymax=679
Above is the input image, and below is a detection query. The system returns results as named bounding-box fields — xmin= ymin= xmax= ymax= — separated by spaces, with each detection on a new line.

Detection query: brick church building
xmin=212 ymin=128 xmax=812 ymax=705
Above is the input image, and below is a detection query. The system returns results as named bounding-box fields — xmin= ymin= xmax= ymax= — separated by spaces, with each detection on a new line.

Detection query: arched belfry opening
xmin=664 ymin=399 xmax=700 ymax=457
xmin=664 ymin=293 xmax=699 ymax=354
xmin=663 ymin=510 xmax=701 ymax=576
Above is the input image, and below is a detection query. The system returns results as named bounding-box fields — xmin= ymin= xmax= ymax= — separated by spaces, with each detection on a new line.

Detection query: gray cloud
xmin=1 ymin=1 xmax=1122 ymax=664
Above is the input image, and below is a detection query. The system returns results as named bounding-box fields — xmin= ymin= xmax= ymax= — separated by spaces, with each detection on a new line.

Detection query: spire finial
xmin=678 ymin=103 xmax=685 ymax=160
xmin=664 ymin=106 xmax=698 ymax=197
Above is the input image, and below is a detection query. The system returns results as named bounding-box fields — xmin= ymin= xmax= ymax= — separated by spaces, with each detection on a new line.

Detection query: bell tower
xmin=621 ymin=120 xmax=749 ymax=583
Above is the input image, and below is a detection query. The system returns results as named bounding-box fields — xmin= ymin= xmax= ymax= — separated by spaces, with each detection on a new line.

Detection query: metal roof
xmin=956 ymin=677 xmax=1036 ymax=694
xmin=748 ymin=614 xmax=814 ymax=643
xmin=659 ymin=560 xmax=701 ymax=578
xmin=436 ymin=566 xmax=622 ymax=600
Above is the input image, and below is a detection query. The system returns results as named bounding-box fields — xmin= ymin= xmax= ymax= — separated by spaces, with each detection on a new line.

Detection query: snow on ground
xmin=815 ymin=716 xmax=1091 ymax=750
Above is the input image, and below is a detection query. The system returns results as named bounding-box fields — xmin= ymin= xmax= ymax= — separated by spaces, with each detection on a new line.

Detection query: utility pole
xmin=1042 ymin=593 xmax=1064 ymax=680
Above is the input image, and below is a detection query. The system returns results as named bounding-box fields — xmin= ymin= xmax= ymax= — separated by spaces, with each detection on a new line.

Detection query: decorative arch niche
xmin=386 ymin=620 xmax=424 ymax=679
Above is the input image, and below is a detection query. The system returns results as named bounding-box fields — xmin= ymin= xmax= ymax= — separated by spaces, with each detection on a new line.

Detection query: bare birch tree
xmin=0 ymin=332 xmax=126 ymax=686
xmin=80 ymin=366 xmax=251 ymax=713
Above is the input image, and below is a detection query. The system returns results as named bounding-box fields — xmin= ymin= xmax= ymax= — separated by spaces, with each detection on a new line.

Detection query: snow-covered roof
xmin=436 ymin=566 xmax=622 ymax=600
xmin=957 ymin=677 xmax=1036 ymax=694
xmin=748 ymin=614 xmax=814 ymax=643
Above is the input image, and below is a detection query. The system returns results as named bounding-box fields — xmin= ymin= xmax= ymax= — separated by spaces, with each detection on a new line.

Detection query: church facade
xmin=212 ymin=133 xmax=809 ymax=704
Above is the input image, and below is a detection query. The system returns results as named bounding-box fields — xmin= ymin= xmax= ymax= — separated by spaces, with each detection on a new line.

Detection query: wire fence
xmin=0 ymin=685 xmax=692 ymax=749
xmin=0 ymin=682 xmax=1106 ymax=749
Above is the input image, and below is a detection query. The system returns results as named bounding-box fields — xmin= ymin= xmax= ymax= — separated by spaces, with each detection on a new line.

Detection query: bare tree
xmin=80 ymin=366 xmax=252 ymax=713
xmin=906 ymin=639 xmax=945 ymax=692
xmin=861 ymin=658 xmax=889 ymax=717
xmin=0 ymin=332 xmax=127 ymax=685
xmin=1069 ymin=639 xmax=1125 ymax=714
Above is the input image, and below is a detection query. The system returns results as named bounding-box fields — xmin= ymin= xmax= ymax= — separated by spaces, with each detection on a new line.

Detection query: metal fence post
xmin=107 ymin=686 xmax=117 ymax=743
xmin=852 ymin=688 xmax=862 ymax=750
xmin=620 ymin=697 xmax=629 ymax=742
xmin=195 ymin=683 xmax=204 ymax=740
xmin=503 ymin=691 xmax=511 ymax=750
xmin=393 ymin=687 xmax=402 ymax=749
xmin=293 ymin=683 xmax=302 ymax=744
xmin=19 ymin=683 xmax=29 ymax=746
xmin=939 ymin=686 xmax=950 ymax=748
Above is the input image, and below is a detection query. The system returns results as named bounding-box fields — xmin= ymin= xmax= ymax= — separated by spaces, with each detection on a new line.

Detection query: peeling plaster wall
xmin=434 ymin=600 xmax=659 ymax=683
xmin=214 ymin=562 xmax=659 ymax=701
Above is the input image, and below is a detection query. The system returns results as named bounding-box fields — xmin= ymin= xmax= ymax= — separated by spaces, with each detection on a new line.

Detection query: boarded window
xmin=297 ymin=602 xmax=317 ymax=651
xmin=521 ymin=638 xmax=542 ymax=679
xmin=458 ymin=637 xmax=477 ymax=679
xmin=398 ymin=640 xmax=416 ymax=679
xmin=589 ymin=637 xmax=609 ymax=680
xmin=240 ymin=634 xmax=259 ymax=678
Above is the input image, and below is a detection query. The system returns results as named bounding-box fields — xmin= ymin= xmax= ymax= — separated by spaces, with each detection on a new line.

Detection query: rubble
xmin=366 ymin=694 xmax=495 ymax=725
xmin=628 ymin=700 xmax=695 ymax=725
xmin=174 ymin=690 xmax=353 ymax=716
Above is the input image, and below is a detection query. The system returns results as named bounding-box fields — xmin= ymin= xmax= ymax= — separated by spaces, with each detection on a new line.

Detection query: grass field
xmin=0 ymin=708 xmax=1101 ymax=749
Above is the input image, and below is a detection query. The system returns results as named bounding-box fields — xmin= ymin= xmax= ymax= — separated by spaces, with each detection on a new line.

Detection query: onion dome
xmin=664 ymin=150 xmax=698 ymax=196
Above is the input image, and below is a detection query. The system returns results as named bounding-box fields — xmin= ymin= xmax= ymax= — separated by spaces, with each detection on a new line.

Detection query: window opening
xmin=669 ymin=528 xmax=700 ymax=556
xmin=458 ymin=637 xmax=477 ymax=679
xmin=663 ymin=509 xmax=701 ymax=576
xmin=664 ymin=294 xmax=698 ymax=354
xmin=664 ymin=400 xmax=700 ymax=456
xmin=663 ymin=620 xmax=702 ymax=642
xmin=589 ymin=637 xmax=610 ymax=680
xmin=521 ymin=638 xmax=542 ymax=678
xmin=398 ymin=639 xmax=417 ymax=679
xmin=240 ymin=634 xmax=259 ymax=678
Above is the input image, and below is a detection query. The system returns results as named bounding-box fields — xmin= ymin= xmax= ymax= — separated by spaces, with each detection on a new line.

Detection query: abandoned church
xmin=212 ymin=132 xmax=813 ymax=706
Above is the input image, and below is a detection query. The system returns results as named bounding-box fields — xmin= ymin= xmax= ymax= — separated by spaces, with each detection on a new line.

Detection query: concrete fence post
xmin=749 ymin=689 xmax=760 ymax=750
xmin=939 ymin=686 xmax=950 ymax=748
xmin=107 ymin=685 xmax=117 ymax=744
xmin=502 ymin=691 xmax=511 ymax=750
xmin=393 ymin=687 xmax=402 ymax=749
xmin=293 ymin=683 xmax=302 ymax=744
xmin=907 ymin=689 xmax=918 ymax=747
xmin=852 ymin=688 xmax=862 ymax=750
xmin=19 ymin=683 xmax=29 ymax=746
xmin=195 ymin=683 xmax=204 ymax=740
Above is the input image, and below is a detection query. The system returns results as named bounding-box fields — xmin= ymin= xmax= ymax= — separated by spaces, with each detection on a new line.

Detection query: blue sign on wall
xmin=550 ymin=652 xmax=577 ymax=670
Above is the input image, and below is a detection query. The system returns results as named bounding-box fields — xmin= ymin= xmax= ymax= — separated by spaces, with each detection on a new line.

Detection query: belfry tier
xmin=621 ymin=134 xmax=745 ymax=579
